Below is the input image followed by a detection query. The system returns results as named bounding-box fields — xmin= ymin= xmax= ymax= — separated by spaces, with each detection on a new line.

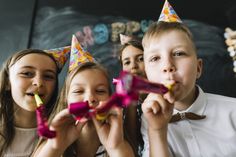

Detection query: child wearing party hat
xmin=33 ymin=35 xmax=134 ymax=157
xmin=140 ymin=0 xmax=236 ymax=157
xmin=0 ymin=47 xmax=70 ymax=156
xmin=118 ymin=34 xmax=145 ymax=77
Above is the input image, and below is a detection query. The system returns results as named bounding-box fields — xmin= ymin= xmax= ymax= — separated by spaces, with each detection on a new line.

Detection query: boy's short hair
xmin=142 ymin=21 xmax=195 ymax=50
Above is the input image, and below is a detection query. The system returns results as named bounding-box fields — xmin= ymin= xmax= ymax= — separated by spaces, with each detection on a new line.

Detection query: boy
xmin=141 ymin=0 xmax=236 ymax=157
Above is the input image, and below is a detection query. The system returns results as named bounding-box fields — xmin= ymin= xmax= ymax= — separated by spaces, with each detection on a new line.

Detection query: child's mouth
xmin=130 ymin=70 xmax=142 ymax=76
xmin=26 ymin=93 xmax=44 ymax=97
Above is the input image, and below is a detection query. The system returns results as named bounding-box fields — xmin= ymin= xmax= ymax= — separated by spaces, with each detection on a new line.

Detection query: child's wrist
xmin=148 ymin=126 xmax=168 ymax=135
xmin=35 ymin=141 xmax=64 ymax=157
xmin=107 ymin=140 xmax=134 ymax=157
xmin=45 ymin=140 xmax=66 ymax=156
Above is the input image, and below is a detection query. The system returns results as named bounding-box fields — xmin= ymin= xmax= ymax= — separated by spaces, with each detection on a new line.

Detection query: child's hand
xmin=75 ymin=120 xmax=101 ymax=157
xmin=142 ymin=92 xmax=174 ymax=131
xmin=47 ymin=109 xmax=85 ymax=151
xmin=93 ymin=102 xmax=135 ymax=157
xmin=92 ymin=102 xmax=124 ymax=149
xmin=33 ymin=109 xmax=86 ymax=157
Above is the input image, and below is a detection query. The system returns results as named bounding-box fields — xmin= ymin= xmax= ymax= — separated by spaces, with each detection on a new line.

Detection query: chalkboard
xmin=31 ymin=7 xmax=132 ymax=89
xmin=31 ymin=7 xmax=236 ymax=97
xmin=0 ymin=0 xmax=36 ymax=65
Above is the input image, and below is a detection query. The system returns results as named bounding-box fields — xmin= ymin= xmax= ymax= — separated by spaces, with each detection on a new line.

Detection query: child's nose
xmin=85 ymin=93 xmax=98 ymax=107
xmin=163 ymin=66 xmax=176 ymax=73
xmin=32 ymin=76 xmax=43 ymax=88
xmin=162 ymin=60 xmax=176 ymax=73
xmin=130 ymin=61 xmax=138 ymax=69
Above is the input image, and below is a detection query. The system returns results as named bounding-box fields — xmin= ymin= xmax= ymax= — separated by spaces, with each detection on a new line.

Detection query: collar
xmin=173 ymin=86 xmax=207 ymax=116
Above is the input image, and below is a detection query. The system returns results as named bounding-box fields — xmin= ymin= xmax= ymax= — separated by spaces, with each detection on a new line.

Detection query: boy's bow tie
xmin=169 ymin=112 xmax=206 ymax=123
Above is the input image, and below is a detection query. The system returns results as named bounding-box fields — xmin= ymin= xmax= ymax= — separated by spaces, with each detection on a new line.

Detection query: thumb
xmin=92 ymin=116 xmax=102 ymax=131
xmin=75 ymin=120 xmax=86 ymax=131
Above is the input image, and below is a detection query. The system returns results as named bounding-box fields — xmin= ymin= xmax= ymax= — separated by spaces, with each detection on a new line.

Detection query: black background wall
xmin=37 ymin=0 xmax=236 ymax=28
xmin=1 ymin=0 xmax=236 ymax=57
xmin=0 ymin=0 xmax=36 ymax=63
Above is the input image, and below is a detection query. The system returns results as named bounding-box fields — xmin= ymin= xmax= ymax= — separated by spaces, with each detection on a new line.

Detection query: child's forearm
xmin=148 ymin=127 xmax=170 ymax=157
xmin=75 ymin=139 xmax=101 ymax=157
xmin=107 ymin=140 xmax=135 ymax=157
xmin=33 ymin=141 xmax=64 ymax=157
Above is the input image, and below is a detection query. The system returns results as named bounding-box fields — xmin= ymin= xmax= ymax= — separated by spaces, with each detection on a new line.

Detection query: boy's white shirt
xmin=4 ymin=127 xmax=38 ymax=157
xmin=141 ymin=86 xmax=236 ymax=157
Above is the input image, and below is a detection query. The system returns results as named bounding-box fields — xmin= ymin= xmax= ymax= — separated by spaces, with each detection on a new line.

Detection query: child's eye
xmin=173 ymin=51 xmax=185 ymax=56
xmin=137 ymin=56 xmax=144 ymax=62
xmin=123 ymin=61 xmax=130 ymax=66
xmin=150 ymin=56 xmax=160 ymax=62
xmin=43 ymin=74 xmax=56 ymax=80
xmin=72 ymin=90 xmax=84 ymax=94
xmin=96 ymin=89 xmax=108 ymax=94
xmin=19 ymin=72 xmax=34 ymax=77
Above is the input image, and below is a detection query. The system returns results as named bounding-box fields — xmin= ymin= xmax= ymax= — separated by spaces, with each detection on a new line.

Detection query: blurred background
xmin=0 ymin=0 xmax=236 ymax=96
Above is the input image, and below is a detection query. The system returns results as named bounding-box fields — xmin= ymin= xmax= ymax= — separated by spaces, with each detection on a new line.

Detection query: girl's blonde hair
xmin=0 ymin=49 xmax=59 ymax=155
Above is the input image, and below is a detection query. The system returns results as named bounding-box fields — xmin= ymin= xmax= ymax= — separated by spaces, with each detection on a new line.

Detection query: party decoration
xmin=69 ymin=101 xmax=95 ymax=121
xmin=45 ymin=46 xmax=71 ymax=72
xmin=224 ymin=27 xmax=236 ymax=74
xmin=35 ymin=94 xmax=56 ymax=138
xmin=69 ymin=35 xmax=96 ymax=72
xmin=120 ymin=34 xmax=132 ymax=45
xmin=75 ymin=26 xmax=94 ymax=48
xmin=158 ymin=0 xmax=182 ymax=23
xmin=125 ymin=21 xmax=141 ymax=35
xmin=111 ymin=22 xmax=126 ymax=42
xmin=93 ymin=23 xmax=109 ymax=44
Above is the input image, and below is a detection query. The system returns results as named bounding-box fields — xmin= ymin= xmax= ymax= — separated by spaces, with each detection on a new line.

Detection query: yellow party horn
xmin=96 ymin=112 xmax=108 ymax=121
xmin=34 ymin=93 xmax=43 ymax=107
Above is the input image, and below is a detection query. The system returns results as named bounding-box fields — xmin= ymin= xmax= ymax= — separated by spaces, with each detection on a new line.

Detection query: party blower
xmin=97 ymin=71 xmax=171 ymax=113
xmin=34 ymin=94 xmax=56 ymax=138
xmin=68 ymin=101 xmax=97 ymax=122
xmin=69 ymin=71 xmax=172 ymax=121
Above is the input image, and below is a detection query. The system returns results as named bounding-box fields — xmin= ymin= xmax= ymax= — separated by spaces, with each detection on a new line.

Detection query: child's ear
xmin=196 ymin=58 xmax=203 ymax=79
